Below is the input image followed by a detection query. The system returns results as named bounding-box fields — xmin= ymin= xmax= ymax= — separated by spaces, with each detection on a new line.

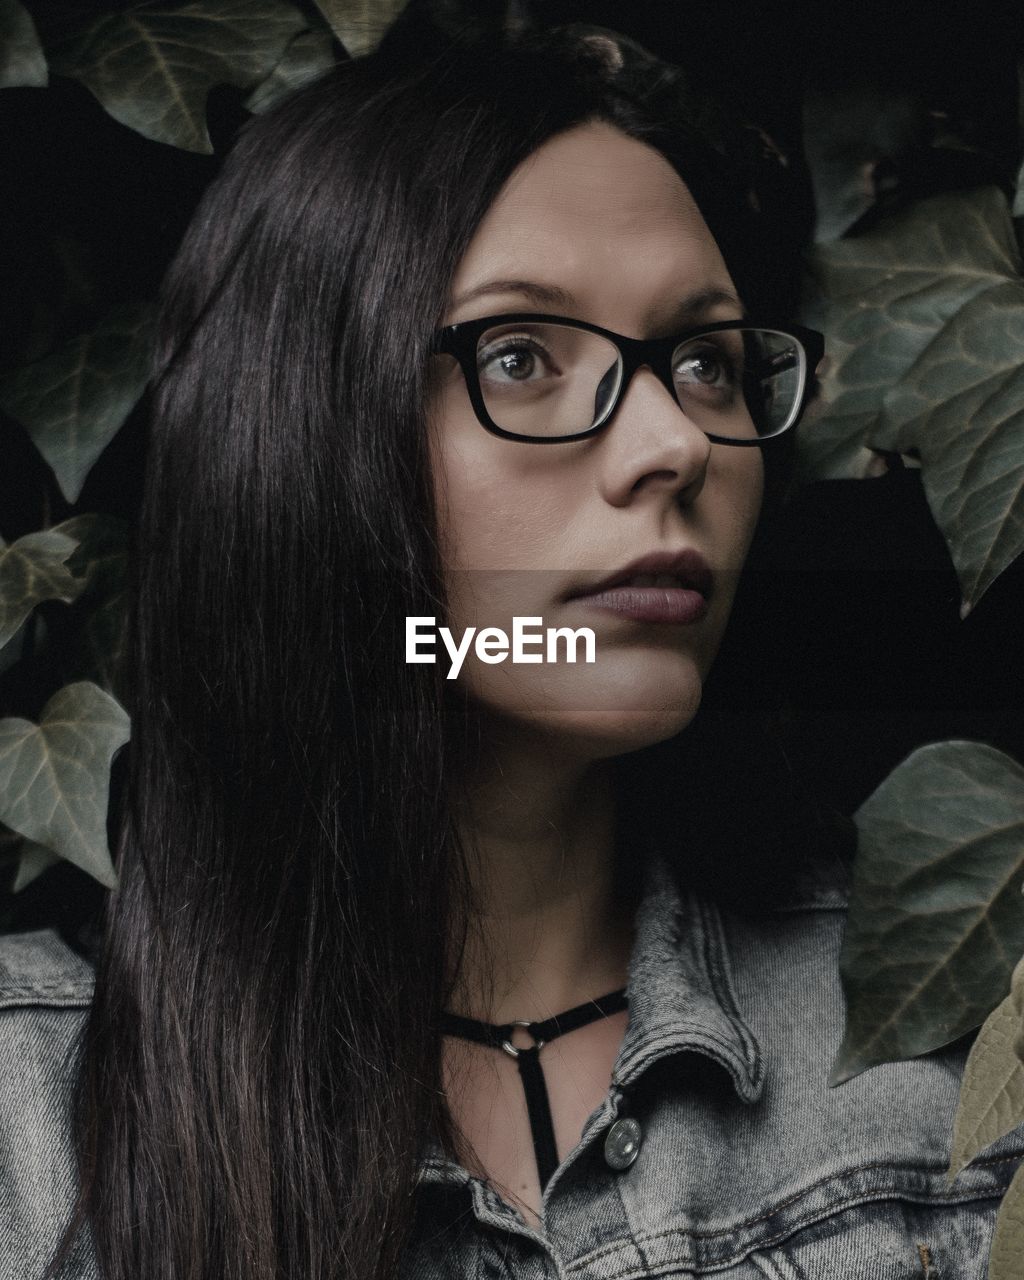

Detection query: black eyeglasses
xmin=431 ymin=313 xmax=825 ymax=445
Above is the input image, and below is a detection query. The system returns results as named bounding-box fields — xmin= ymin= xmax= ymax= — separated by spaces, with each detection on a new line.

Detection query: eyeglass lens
xmin=474 ymin=322 xmax=806 ymax=439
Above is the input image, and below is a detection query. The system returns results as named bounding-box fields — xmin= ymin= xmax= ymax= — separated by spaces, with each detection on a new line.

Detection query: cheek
xmin=430 ymin=423 xmax=582 ymax=574
xmin=424 ymin=394 xmax=767 ymax=754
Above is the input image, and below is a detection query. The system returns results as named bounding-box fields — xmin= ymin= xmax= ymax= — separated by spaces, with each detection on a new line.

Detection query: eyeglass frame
xmin=431 ymin=313 xmax=825 ymax=446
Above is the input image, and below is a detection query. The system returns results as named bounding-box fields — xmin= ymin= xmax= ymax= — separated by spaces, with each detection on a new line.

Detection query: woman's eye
xmin=478 ymin=337 xmax=554 ymax=384
xmin=674 ymin=345 xmax=736 ymax=390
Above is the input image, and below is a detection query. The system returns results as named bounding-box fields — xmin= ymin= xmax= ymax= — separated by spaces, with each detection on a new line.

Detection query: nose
xmin=596 ymin=363 xmax=712 ymax=507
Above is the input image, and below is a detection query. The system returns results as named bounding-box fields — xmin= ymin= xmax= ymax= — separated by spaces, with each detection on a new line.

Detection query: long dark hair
xmin=49 ymin=17 xmax=834 ymax=1280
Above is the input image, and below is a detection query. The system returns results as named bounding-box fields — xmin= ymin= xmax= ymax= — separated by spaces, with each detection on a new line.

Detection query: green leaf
xmin=0 ymin=681 xmax=129 ymax=890
xmin=0 ymin=0 xmax=47 ymax=87
xmin=871 ymin=279 xmax=1024 ymax=617
xmin=990 ymin=1158 xmax=1024 ymax=1280
xmin=802 ymin=84 xmax=921 ymax=244
xmin=4 ymin=234 xmax=105 ymax=373
xmin=0 ymin=302 xmax=156 ymax=503
xmin=311 ymin=0 xmax=406 ymax=58
xmin=54 ymin=514 xmax=130 ymax=698
xmin=1 ymin=820 xmax=61 ymax=894
xmin=0 ymin=528 xmax=85 ymax=653
xmin=244 ymin=25 xmax=335 ymax=113
xmin=0 ymin=819 xmax=24 ymax=870
xmin=0 ymin=615 xmax=29 ymax=676
xmin=12 ymin=839 xmax=62 ymax=892
xmin=55 ymin=514 xmax=128 ymax=586
xmin=801 ymin=187 xmax=1024 ymax=613
xmin=949 ymin=953 xmax=1024 ymax=1181
xmin=48 ymin=0 xmax=307 ymax=153
xmin=831 ymin=740 xmax=1024 ymax=1085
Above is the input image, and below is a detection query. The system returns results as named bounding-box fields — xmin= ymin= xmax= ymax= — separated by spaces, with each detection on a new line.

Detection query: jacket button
xmin=603 ymin=1117 xmax=642 ymax=1171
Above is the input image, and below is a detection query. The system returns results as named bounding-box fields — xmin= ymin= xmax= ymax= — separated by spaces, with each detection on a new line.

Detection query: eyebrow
xmin=449 ymin=279 xmax=746 ymax=325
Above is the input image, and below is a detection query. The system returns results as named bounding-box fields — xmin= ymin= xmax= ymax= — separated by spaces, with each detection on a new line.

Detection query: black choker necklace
xmin=439 ymin=987 xmax=629 ymax=1191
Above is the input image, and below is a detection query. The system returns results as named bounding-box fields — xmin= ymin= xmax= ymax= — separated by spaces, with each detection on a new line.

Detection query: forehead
xmin=449 ymin=120 xmax=735 ymax=328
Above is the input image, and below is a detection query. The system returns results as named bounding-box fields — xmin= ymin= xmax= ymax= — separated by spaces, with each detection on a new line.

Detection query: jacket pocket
xmin=749 ymin=1192 xmax=1004 ymax=1279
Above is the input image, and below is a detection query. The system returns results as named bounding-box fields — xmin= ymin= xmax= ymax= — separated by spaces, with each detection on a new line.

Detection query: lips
xmin=565 ymin=548 xmax=714 ymax=603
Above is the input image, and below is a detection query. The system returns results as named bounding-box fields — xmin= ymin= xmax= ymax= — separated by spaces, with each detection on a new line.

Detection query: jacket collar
xmin=614 ymin=848 xmax=764 ymax=1103
xmin=418 ymin=844 xmax=764 ymax=1188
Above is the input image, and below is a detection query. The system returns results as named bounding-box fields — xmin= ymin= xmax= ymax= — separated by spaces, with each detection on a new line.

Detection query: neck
xmin=450 ymin=719 xmax=634 ymax=1024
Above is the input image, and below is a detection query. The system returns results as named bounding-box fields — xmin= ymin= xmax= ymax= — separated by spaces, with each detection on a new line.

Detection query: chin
xmin=542 ymin=688 xmax=703 ymax=760
xmin=469 ymin=660 xmax=705 ymax=761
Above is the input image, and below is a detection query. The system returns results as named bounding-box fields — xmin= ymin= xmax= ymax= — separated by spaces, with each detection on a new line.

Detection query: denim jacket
xmin=3 ymin=851 xmax=1024 ymax=1279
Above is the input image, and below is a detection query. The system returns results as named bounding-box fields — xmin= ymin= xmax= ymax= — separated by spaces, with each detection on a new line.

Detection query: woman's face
xmin=427 ymin=120 xmax=764 ymax=758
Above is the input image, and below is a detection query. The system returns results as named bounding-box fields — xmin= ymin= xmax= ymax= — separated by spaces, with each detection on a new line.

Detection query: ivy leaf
xmin=0 ymin=616 xmax=30 ymax=676
xmin=990 ymin=1159 xmax=1024 ymax=1280
xmin=0 ymin=302 xmax=155 ymax=503
xmin=0 ymin=682 xmax=129 ymax=890
xmin=245 ymin=25 xmax=335 ymax=113
xmin=311 ymin=0 xmax=406 ymax=58
xmin=871 ymin=278 xmax=1024 ymax=617
xmin=801 ymin=84 xmax=925 ymax=244
xmin=48 ymin=0 xmax=307 ymax=153
xmin=831 ymin=740 xmax=1024 ymax=1085
xmin=0 ymin=820 xmax=26 ymax=877
xmin=11 ymin=839 xmax=62 ymax=891
xmin=801 ymin=187 xmax=1024 ymax=614
xmin=55 ymin=513 xmax=130 ymax=699
xmin=0 ymin=528 xmax=85 ymax=653
xmin=0 ymin=0 xmax=47 ymax=87
xmin=948 ymin=952 xmax=1024 ymax=1182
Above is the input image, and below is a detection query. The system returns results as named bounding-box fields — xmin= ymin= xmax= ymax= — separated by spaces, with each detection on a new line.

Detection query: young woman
xmin=3 ymin=15 xmax=1022 ymax=1280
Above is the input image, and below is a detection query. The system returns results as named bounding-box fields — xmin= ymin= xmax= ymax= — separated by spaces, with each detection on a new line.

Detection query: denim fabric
xmin=2 ymin=852 xmax=1023 ymax=1280
xmin=0 ymin=930 xmax=97 ymax=1280
xmin=408 ymin=852 xmax=1024 ymax=1278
